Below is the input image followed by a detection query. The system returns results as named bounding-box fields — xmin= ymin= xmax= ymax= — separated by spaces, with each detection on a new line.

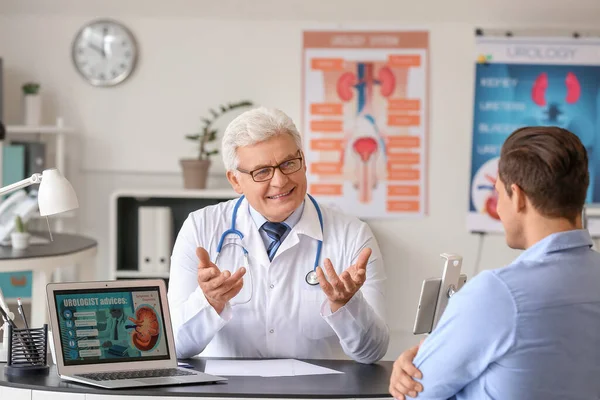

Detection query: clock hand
xmin=89 ymin=42 xmax=105 ymax=58
xmin=101 ymin=30 xmax=107 ymax=58
xmin=102 ymin=36 xmax=112 ymax=59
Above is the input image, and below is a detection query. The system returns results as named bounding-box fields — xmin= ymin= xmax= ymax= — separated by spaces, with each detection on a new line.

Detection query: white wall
xmin=2 ymin=0 xmax=600 ymax=360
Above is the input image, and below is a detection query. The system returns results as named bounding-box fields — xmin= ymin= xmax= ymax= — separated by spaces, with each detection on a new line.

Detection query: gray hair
xmin=221 ymin=107 xmax=303 ymax=172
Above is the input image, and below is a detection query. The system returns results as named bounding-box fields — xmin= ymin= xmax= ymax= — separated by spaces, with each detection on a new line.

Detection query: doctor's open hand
xmin=316 ymin=247 xmax=371 ymax=313
xmin=196 ymin=247 xmax=246 ymax=315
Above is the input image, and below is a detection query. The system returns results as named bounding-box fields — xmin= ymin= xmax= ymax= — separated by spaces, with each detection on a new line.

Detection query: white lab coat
xmin=167 ymin=195 xmax=389 ymax=363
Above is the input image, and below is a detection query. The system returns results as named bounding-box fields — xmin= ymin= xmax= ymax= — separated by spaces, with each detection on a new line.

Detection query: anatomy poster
xmin=302 ymin=30 xmax=429 ymax=218
xmin=468 ymin=35 xmax=600 ymax=233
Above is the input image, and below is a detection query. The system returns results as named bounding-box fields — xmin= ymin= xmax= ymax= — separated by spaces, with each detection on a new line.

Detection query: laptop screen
xmin=53 ymin=286 xmax=171 ymax=366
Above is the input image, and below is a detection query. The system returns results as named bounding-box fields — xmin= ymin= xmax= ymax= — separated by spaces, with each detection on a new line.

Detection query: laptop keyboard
xmin=76 ymin=368 xmax=196 ymax=381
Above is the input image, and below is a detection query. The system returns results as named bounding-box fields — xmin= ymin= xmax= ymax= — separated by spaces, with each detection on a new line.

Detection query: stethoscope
xmin=214 ymin=194 xmax=324 ymax=303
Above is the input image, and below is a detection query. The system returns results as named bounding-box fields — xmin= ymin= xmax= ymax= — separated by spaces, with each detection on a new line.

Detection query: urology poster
xmin=302 ymin=30 xmax=429 ymax=218
xmin=468 ymin=35 xmax=600 ymax=233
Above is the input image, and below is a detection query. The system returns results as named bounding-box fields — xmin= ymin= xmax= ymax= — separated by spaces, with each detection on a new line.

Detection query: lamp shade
xmin=37 ymin=168 xmax=79 ymax=216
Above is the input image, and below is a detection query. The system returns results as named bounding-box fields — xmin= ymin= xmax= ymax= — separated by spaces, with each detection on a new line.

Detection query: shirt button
xmin=269 ymin=329 xmax=274 ymax=334
xmin=269 ymin=284 xmax=274 ymax=289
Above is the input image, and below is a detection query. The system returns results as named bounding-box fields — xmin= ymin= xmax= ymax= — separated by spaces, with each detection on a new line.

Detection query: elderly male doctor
xmin=168 ymin=107 xmax=388 ymax=363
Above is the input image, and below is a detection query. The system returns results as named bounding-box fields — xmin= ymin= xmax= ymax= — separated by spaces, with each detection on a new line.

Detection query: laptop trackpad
xmin=136 ymin=378 xmax=179 ymax=385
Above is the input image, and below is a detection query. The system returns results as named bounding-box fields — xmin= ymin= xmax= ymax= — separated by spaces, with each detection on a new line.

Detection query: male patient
xmin=390 ymin=126 xmax=600 ymax=399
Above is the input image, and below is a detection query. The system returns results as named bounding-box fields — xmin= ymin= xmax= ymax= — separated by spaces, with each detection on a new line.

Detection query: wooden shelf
xmin=111 ymin=188 xmax=238 ymax=200
xmin=5 ymin=297 xmax=31 ymax=304
xmin=116 ymin=270 xmax=170 ymax=279
xmin=6 ymin=125 xmax=74 ymax=134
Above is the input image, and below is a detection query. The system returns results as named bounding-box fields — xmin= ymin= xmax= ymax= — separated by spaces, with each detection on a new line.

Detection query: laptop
xmin=46 ymin=279 xmax=227 ymax=389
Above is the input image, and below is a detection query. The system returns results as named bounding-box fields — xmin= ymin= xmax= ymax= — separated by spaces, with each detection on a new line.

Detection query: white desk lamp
xmin=0 ymin=168 xmax=78 ymax=216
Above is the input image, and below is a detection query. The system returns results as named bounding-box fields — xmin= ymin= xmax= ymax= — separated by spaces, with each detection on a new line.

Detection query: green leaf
xmin=15 ymin=215 xmax=25 ymax=233
xmin=22 ymin=82 xmax=40 ymax=95
xmin=236 ymin=100 xmax=253 ymax=108
xmin=188 ymin=100 xmax=255 ymax=154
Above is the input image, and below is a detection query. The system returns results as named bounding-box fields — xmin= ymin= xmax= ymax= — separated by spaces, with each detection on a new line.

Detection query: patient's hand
xmin=389 ymin=340 xmax=424 ymax=399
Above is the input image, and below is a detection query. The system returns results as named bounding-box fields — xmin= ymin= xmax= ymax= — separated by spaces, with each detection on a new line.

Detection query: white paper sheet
xmin=203 ymin=359 xmax=344 ymax=377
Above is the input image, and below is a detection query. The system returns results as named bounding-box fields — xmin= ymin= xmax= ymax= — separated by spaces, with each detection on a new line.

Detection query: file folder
xmin=138 ymin=206 xmax=173 ymax=274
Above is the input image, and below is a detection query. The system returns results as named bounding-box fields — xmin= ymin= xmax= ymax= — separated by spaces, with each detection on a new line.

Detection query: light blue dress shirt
xmin=413 ymin=229 xmax=600 ymax=400
xmin=248 ymin=201 xmax=304 ymax=253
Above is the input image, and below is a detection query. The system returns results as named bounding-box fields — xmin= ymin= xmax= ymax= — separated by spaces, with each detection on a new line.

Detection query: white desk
xmin=0 ymin=232 xmax=97 ymax=328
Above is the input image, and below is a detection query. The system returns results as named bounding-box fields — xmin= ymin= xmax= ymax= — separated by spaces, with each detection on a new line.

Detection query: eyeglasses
xmin=237 ymin=155 xmax=304 ymax=182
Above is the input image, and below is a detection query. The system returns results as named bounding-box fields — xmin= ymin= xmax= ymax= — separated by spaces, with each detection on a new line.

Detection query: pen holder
xmin=6 ymin=324 xmax=49 ymax=376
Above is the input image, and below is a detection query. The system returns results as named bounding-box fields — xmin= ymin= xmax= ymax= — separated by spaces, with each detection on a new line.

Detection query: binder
xmin=12 ymin=141 xmax=46 ymax=176
xmin=2 ymin=144 xmax=25 ymax=188
xmin=153 ymin=207 xmax=173 ymax=274
xmin=137 ymin=206 xmax=173 ymax=274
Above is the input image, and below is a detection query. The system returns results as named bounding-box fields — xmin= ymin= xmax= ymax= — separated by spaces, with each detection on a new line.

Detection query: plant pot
xmin=23 ymin=94 xmax=42 ymax=126
xmin=11 ymin=232 xmax=30 ymax=250
xmin=180 ymin=159 xmax=211 ymax=189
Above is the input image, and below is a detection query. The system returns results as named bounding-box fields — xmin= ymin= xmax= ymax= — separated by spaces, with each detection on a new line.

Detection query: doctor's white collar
xmin=240 ymin=195 xmax=323 ymax=242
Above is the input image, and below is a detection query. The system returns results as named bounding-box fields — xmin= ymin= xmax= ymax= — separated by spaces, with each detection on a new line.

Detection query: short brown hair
xmin=498 ymin=126 xmax=589 ymax=222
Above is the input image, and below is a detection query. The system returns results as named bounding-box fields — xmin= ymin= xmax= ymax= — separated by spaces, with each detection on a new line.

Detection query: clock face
xmin=72 ymin=19 xmax=138 ymax=87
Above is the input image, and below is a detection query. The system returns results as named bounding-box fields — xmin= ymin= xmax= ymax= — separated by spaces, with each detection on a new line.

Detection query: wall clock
xmin=72 ymin=19 xmax=138 ymax=87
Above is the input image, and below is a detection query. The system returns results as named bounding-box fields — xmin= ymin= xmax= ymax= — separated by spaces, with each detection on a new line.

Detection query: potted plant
xmin=22 ymin=82 xmax=41 ymax=126
xmin=180 ymin=100 xmax=253 ymax=189
xmin=11 ymin=216 xmax=30 ymax=250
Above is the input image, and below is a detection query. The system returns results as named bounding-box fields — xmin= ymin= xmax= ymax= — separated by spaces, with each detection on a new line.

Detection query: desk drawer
xmin=0 ymin=271 xmax=32 ymax=299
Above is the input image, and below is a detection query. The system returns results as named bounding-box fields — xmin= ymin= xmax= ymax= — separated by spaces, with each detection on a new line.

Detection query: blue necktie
xmin=263 ymin=222 xmax=288 ymax=261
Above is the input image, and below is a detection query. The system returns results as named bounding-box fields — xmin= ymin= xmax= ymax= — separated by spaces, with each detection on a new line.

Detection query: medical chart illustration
xmin=468 ymin=35 xmax=600 ymax=232
xmin=303 ymin=30 xmax=429 ymax=218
